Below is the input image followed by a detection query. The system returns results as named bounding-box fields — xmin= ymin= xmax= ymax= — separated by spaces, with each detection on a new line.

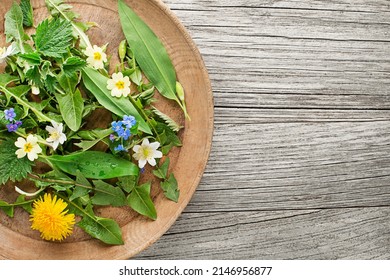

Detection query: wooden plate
xmin=0 ymin=0 xmax=213 ymax=259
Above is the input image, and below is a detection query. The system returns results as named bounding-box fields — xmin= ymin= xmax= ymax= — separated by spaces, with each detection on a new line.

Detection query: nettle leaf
xmin=62 ymin=56 xmax=86 ymax=77
xmin=47 ymin=151 xmax=139 ymax=179
xmin=91 ymin=180 xmax=126 ymax=207
xmin=20 ymin=0 xmax=34 ymax=27
xmin=0 ymin=139 xmax=33 ymax=185
xmin=127 ymin=182 xmax=157 ymax=220
xmin=18 ymin=53 xmax=42 ymax=66
xmin=34 ymin=18 xmax=73 ymax=58
xmin=161 ymin=174 xmax=180 ymax=202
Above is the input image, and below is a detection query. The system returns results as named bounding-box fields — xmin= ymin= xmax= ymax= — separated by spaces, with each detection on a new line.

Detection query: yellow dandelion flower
xmin=30 ymin=193 xmax=75 ymax=241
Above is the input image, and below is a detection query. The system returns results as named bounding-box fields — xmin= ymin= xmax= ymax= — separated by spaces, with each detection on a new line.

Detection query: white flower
xmin=107 ymin=72 xmax=131 ymax=98
xmin=84 ymin=45 xmax=107 ymax=69
xmin=45 ymin=121 xmax=67 ymax=150
xmin=132 ymin=138 xmax=163 ymax=168
xmin=15 ymin=135 xmax=42 ymax=161
xmin=0 ymin=45 xmax=16 ymax=64
xmin=31 ymin=85 xmax=40 ymax=95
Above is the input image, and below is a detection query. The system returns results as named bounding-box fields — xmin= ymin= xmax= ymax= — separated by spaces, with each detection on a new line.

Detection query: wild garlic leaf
xmin=34 ymin=18 xmax=73 ymax=58
xmin=20 ymin=0 xmax=34 ymax=27
xmin=161 ymin=173 xmax=180 ymax=202
xmin=5 ymin=2 xmax=29 ymax=52
xmin=0 ymin=139 xmax=33 ymax=185
xmin=127 ymin=182 xmax=157 ymax=220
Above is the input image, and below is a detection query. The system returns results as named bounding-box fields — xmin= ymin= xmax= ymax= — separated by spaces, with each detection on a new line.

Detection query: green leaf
xmin=58 ymin=71 xmax=78 ymax=94
xmin=91 ymin=180 xmax=126 ymax=207
xmin=18 ymin=53 xmax=42 ymax=65
xmin=25 ymin=66 xmax=43 ymax=87
xmin=34 ymin=18 xmax=73 ymax=58
xmin=127 ymin=182 xmax=157 ymax=220
xmin=118 ymin=0 xmax=188 ymax=118
xmin=16 ymin=195 xmax=33 ymax=214
xmin=0 ymin=139 xmax=33 ymax=185
xmin=161 ymin=173 xmax=180 ymax=202
xmin=55 ymin=89 xmax=84 ymax=131
xmin=152 ymin=107 xmax=183 ymax=132
xmin=0 ymin=200 xmax=14 ymax=217
xmin=20 ymin=0 xmax=34 ymax=27
xmin=62 ymin=56 xmax=86 ymax=77
xmin=78 ymin=215 xmax=124 ymax=245
xmin=5 ymin=2 xmax=29 ymax=52
xmin=47 ymin=151 xmax=139 ymax=179
xmin=69 ymin=170 xmax=90 ymax=201
xmin=117 ymin=175 xmax=137 ymax=193
xmin=152 ymin=157 xmax=170 ymax=179
xmin=82 ymin=67 xmax=151 ymax=134
xmin=0 ymin=74 xmax=19 ymax=87
xmin=74 ymin=139 xmax=100 ymax=151
xmin=44 ymin=75 xmax=58 ymax=94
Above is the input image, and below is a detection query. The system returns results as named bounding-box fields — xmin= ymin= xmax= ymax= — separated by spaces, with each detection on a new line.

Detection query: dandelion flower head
xmin=30 ymin=193 xmax=75 ymax=241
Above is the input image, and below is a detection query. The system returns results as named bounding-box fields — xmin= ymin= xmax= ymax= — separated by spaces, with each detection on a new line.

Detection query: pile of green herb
xmin=0 ymin=0 xmax=188 ymax=245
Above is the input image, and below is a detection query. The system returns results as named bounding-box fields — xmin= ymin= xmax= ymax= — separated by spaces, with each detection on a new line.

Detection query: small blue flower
xmin=111 ymin=121 xmax=124 ymax=133
xmin=123 ymin=115 xmax=136 ymax=129
xmin=109 ymin=134 xmax=116 ymax=142
xmin=118 ymin=128 xmax=131 ymax=140
xmin=4 ymin=108 xmax=16 ymax=121
xmin=6 ymin=123 xmax=18 ymax=132
xmin=114 ymin=144 xmax=127 ymax=152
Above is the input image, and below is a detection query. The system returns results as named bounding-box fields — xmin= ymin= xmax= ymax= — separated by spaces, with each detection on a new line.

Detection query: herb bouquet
xmin=0 ymin=0 xmax=188 ymax=245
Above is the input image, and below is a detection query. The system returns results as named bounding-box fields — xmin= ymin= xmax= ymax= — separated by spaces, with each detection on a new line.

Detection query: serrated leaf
xmin=62 ymin=56 xmax=86 ymax=77
xmin=0 ymin=139 xmax=33 ymax=185
xmin=161 ymin=173 xmax=180 ymax=202
xmin=127 ymin=182 xmax=157 ymax=220
xmin=18 ymin=53 xmax=42 ymax=66
xmin=91 ymin=180 xmax=126 ymax=207
xmin=152 ymin=107 xmax=183 ymax=132
xmin=20 ymin=0 xmax=34 ymax=27
xmin=44 ymin=75 xmax=58 ymax=94
xmin=25 ymin=66 xmax=43 ymax=87
xmin=55 ymin=89 xmax=84 ymax=131
xmin=34 ymin=18 xmax=73 ymax=58
xmin=5 ymin=2 xmax=29 ymax=53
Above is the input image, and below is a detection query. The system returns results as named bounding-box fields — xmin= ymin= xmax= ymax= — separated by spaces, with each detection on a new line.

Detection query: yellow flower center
xmin=115 ymin=80 xmax=125 ymax=90
xmin=93 ymin=52 xmax=102 ymax=61
xmin=50 ymin=131 xmax=60 ymax=140
xmin=0 ymin=48 xmax=4 ymax=56
xmin=142 ymin=146 xmax=152 ymax=159
xmin=24 ymin=142 xmax=33 ymax=153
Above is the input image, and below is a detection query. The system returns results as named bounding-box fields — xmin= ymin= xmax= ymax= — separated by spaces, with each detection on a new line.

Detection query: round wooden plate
xmin=0 ymin=0 xmax=213 ymax=259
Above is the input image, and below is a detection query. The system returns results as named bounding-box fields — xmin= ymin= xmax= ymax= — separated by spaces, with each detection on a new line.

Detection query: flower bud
xmin=119 ymin=40 xmax=127 ymax=62
xmin=176 ymin=81 xmax=185 ymax=101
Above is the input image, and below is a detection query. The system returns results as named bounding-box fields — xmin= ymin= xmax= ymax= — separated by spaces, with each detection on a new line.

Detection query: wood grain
xmin=135 ymin=0 xmax=390 ymax=259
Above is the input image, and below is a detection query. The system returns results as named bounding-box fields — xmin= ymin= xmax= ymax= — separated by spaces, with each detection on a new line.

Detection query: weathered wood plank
xmin=182 ymin=115 xmax=390 ymax=212
xmin=163 ymin=0 xmax=390 ymax=109
xmin=136 ymin=207 xmax=390 ymax=259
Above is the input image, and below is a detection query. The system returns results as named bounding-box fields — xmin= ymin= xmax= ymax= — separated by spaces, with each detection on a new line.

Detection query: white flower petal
xmin=15 ymin=148 xmax=26 ymax=158
xmin=153 ymin=150 xmax=163 ymax=159
xmin=149 ymin=141 xmax=160 ymax=150
xmin=132 ymin=145 xmax=141 ymax=153
xmin=27 ymin=151 xmax=38 ymax=161
xmin=147 ymin=158 xmax=157 ymax=166
xmin=142 ymin=138 xmax=150 ymax=146
xmin=138 ymin=159 xmax=147 ymax=169
xmin=15 ymin=137 xmax=26 ymax=148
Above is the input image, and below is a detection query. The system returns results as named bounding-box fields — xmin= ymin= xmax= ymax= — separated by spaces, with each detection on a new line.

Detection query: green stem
xmin=0 ymin=85 xmax=54 ymax=123
xmin=28 ymin=173 xmax=93 ymax=191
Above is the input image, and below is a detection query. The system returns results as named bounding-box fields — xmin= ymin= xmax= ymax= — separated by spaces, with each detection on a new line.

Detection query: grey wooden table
xmin=136 ymin=0 xmax=390 ymax=259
